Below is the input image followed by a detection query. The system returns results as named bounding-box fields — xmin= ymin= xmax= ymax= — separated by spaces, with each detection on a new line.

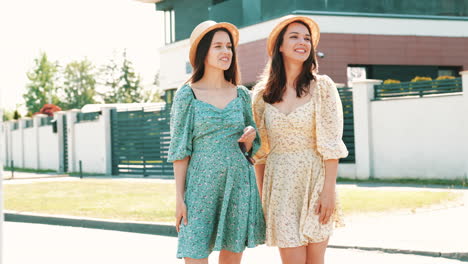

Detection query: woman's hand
xmin=175 ymin=199 xmax=188 ymax=232
xmin=315 ymin=185 xmax=336 ymax=225
xmin=238 ymin=126 xmax=256 ymax=144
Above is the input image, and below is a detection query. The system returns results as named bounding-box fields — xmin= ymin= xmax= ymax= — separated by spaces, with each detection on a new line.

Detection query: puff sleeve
xmin=315 ymin=75 xmax=349 ymax=160
xmin=167 ymin=85 xmax=195 ymax=162
xmin=239 ymin=86 xmax=261 ymax=157
xmin=251 ymin=88 xmax=270 ymax=165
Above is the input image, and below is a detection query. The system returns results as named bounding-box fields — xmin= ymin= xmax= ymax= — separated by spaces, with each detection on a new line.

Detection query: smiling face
xmin=205 ymin=30 xmax=233 ymax=71
xmin=279 ymin=22 xmax=312 ymax=63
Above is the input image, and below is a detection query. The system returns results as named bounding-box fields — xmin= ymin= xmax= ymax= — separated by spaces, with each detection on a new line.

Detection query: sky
xmin=0 ymin=0 xmax=164 ymax=111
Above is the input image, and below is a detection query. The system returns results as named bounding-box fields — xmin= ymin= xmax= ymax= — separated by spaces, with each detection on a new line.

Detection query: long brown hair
xmin=187 ymin=28 xmax=240 ymax=85
xmin=261 ymin=21 xmax=318 ymax=104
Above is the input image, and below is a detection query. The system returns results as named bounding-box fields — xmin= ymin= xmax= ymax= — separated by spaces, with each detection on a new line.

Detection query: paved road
xmin=4 ymin=222 xmax=465 ymax=264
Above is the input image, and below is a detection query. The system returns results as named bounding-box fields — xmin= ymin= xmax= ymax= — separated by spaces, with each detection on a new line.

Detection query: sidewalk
xmin=3 ymin=176 xmax=468 ymax=261
xmin=2 ymin=170 xmax=69 ymax=181
xmin=6 ymin=222 xmax=465 ymax=264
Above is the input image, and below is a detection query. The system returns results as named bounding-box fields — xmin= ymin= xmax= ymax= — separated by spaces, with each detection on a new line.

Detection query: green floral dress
xmin=167 ymin=84 xmax=265 ymax=259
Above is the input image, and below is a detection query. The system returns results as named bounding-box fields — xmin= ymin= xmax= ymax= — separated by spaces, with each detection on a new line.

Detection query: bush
xmin=35 ymin=104 xmax=62 ymax=117
xmin=436 ymin=75 xmax=455 ymax=80
xmin=411 ymin=76 xmax=432 ymax=82
xmin=383 ymin=79 xmax=400 ymax=84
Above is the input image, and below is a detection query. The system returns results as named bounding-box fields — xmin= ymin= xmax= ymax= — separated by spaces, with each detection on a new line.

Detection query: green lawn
xmin=5 ymin=180 xmax=175 ymax=223
xmin=4 ymin=180 xmax=462 ymax=223
xmin=339 ymin=189 xmax=461 ymax=214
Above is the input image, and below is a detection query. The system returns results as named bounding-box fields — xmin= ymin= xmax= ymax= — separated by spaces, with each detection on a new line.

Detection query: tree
xmin=138 ymin=71 xmax=163 ymax=103
xmin=120 ymin=50 xmax=144 ymax=103
xmin=98 ymin=57 xmax=120 ymax=103
xmin=13 ymin=110 xmax=21 ymax=120
xmin=24 ymin=52 xmax=60 ymax=114
xmin=2 ymin=109 xmax=14 ymax=121
xmin=100 ymin=50 xmax=144 ymax=103
xmin=60 ymin=59 xmax=97 ymax=109
xmin=141 ymin=84 xmax=164 ymax=103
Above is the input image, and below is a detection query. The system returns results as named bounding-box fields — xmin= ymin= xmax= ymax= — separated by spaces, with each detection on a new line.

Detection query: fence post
xmin=67 ymin=110 xmax=80 ymax=173
xmin=102 ymin=107 xmax=115 ymax=176
xmin=55 ymin=111 xmax=65 ymax=173
xmin=351 ymin=79 xmax=382 ymax=179
xmin=460 ymin=71 xmax=468 ymax=180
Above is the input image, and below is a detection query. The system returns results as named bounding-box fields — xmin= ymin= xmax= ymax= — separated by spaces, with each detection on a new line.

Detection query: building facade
xmin=149 ymin=0 xmax=468 ymax=90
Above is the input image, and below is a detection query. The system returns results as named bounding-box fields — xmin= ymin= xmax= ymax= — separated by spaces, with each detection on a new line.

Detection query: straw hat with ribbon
xmin=266 ymin=15 xmax=320 ymax=57
xmin=189 ymin=20 xmax=239 ymax=67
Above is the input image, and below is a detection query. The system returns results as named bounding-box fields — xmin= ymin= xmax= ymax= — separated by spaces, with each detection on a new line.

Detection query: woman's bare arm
xmin=316 ymin=159 xmax=338 ymax=224
xmin=174 ymin=157 xmax=190 ymax=232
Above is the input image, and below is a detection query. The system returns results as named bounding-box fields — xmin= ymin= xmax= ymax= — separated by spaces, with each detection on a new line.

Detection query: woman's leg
xmin=278 ymin=246 xmax=307 ymax=264
xmin=185 ymin=257 xmax=208 ymax=264
xmin=218 ymin=249 xmax=243 ymax=264
xmin=305 ymin=239 xmax=329 ymax=264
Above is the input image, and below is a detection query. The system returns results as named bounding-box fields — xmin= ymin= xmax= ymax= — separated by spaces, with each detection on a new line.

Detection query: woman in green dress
xmin=167 ymin=21 xmax=265 ymax=264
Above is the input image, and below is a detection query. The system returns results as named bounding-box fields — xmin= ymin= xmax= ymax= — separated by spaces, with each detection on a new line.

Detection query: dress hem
xmin=176 ymin=241 xmax=265 ymax=259
xmin=265 ymin=235 xmax=331 ymax=248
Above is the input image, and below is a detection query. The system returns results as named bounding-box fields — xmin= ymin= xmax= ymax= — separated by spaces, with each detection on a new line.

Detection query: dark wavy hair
xmin=187 ymin=28 xmax=240 ymax=85
xmin=261 ymin=20 xmax=318 ymax=104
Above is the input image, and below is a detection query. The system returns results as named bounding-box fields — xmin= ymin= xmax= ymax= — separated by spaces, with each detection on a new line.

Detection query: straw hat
xmin=266 ymin=15 xmax=320 ymax=57
xmin=189 ymin=20 xmax=239 ymax=67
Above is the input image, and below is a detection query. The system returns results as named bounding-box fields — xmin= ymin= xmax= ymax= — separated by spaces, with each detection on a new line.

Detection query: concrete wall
xmin=371 ymin=94 xmax=465 ymax=179
xmin=11 ymin=129 xmax=22 ymax=168
xmin=22 ymin=127 xmax=36 ymax=169
xmin=38 ymin=125 xmax=59 ymax=170
xmin=73 ymin=117 xmax=106 ymax=174
xmin=2 ymin=111 xmax=113 ymax=175
xmin=0 ymin=123 xmax=6 ymax=166
xmin=349 ymin=71 xmax=468 ymax=180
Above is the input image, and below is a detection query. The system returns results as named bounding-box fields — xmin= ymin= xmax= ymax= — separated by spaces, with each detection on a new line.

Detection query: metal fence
xmin=11 ymin=122 xmax=18 ymax=131
xmin=374 ymin=78 xmax=462 ymax=99
xmin=338 ymin=87 xmax=355 ymax=163
xmin=111 ymin=105 xmax=173 ymax=178
xmin=76 ymin=112 xmax=101 ymax=123
xmin=40 ymin=116 xmax=53 ymax=126
xmin=24 ymin=119 xmax=33 ymax=129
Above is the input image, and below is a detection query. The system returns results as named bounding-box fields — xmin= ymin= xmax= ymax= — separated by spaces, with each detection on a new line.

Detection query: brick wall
xmin=237 ymin=33 xmax=468 ymax=85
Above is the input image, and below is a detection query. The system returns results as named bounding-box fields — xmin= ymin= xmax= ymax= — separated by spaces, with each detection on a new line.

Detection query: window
xmin=438 ymin=66 xmax=461 ymax=77
xmin=164 ymin=9 xmax=175 ymax=44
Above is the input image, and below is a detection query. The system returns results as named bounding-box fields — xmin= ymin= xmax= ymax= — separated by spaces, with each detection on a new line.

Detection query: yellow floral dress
xmin=252 ymin=74 xmax=348 ymax=248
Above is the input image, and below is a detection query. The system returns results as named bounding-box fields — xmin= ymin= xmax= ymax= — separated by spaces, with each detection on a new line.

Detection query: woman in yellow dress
xmin=252 ymin=15 xmax=348 ymax=264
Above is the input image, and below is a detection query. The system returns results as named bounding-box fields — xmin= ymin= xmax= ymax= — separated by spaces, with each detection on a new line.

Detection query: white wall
xmin=2 ymin=111 xmax=112 ymax=175
xmin=73 ymin=117 xmax=106 ymax=174
xmin=371 ymin=94 xmax=466 ymax=179
xmin=23 ymin=127 xmax=36 ymax=169
xmin=338 ymin=163 xmax=356 ymax=178
xmin=11 ymin=129 xmax=22 ymax=168
xmin=38 ymin=125 xmax=59 ymax=170
xmin=0 ymin=124 xmax=6 ymax=165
